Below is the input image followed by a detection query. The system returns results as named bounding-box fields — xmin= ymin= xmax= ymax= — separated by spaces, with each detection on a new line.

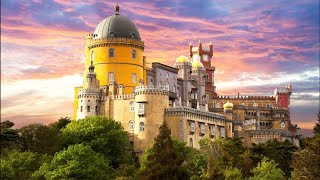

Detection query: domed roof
xmin=93 ymin=4 xmax=141 ymax=40
xmin=223 ymin=101 xmax=234 ymax=110
xmin=176 ymin=55 xmax=189 ymax=63
xmin=192 ymin=61 xmax=204 ymax=69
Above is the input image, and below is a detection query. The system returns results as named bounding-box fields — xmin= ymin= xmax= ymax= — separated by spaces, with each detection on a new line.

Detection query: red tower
xmin=190 ymin=41 xmax=217 ymax=107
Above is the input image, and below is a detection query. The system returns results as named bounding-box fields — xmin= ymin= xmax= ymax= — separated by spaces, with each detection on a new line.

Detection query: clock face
xmin=203 ymin=55 xmax=209 ymax=62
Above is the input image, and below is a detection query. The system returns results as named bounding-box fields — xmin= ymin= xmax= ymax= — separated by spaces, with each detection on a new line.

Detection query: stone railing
xmin=250 ymin=129 xmax=293 ymax=137
xmin=88 ymin=37 xmax=144 ymax=50
xmin=112 ymin=94 xmax=135 ymax=100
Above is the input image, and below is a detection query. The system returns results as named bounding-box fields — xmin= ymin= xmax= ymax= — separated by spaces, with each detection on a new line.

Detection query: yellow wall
xmin=73 ymin=86 xmax=81 ymax=120
xmin=84 ymin=39 xmax=146 ymax=94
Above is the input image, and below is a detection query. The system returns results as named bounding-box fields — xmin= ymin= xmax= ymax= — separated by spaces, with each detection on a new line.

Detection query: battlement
xmin=134 ymin=85 xmax=169 ymax=96
xmin=112 ymin=94 xmax=135 ymax=100
xmin=165 ymin=107 xmax=226 ymax=120
xmin=88 ymin=37 xmax=144 ymax=50
xmin=216 ymin=95 xmax=275 ymax=100
xmin=86 ymin=33 xmax=93 ymax=38
xmin=78 ymin=88 xmax=100 ymax=93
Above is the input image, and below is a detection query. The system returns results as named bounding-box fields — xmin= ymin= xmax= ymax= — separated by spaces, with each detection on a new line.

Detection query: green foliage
xmin=313 ymin=112 xmax=320 ymax=137
xmin=33 ymin=144 xmax=114 ymax=180
xmin=61 ymin=116 xmax=132 ymax=168
xmin=224 ymin=167 xmax=242 ymax=180
xmin=250 ymin=139 xmax=297 ymax=177
xmin=182 ymin=148 xmax=207 ymax=180
xmin=138 ymin=121 xmax=189 ymax=180
xmin=198 ymin=137 xmax=248 ymax=179
xmin=0 ymin=120 xmax=20 ymax=153
xmin=0 ymin=150 xmax=50 ymax=180
xmin=49 ymin=117 xmax=71 ymax=131
xmin=249 ymin=157 xmax=284 ymax=180
xmin=292 ymin=136 xmax=320 ymax=179
xmin=19 ymin=123 xmax=61 ymax=155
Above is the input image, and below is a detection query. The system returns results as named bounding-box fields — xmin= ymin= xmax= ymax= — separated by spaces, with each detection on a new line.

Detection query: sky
xmin=1 ymin=0 xmax=319 ymax=134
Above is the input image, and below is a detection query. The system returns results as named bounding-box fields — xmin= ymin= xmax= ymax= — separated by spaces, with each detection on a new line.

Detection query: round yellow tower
xmin=84 ymin=4 xmax=146 ymax=94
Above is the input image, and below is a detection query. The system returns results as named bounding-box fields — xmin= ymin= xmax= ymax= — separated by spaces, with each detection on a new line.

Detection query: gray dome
xmin=93 ymin=5 xmax=141 ymax=40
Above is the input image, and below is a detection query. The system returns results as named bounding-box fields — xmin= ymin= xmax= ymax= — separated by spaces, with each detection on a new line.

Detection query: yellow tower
xmin=84 ymin=4 xmax=146 ymax=92
xmin=73 ymin=4 xmax=146 ymax=119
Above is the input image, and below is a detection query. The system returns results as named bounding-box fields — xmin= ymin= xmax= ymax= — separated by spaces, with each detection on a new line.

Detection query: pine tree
xmin=139 ymin=121 xmax=188 ymax=180
xmin=313 ymin=112 xmax=320 ymax=137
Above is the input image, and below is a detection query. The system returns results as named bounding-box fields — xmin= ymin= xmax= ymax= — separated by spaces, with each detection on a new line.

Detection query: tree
xmin=61 ymin=116 xmax=132 ymax=168
xmin=313 ymin=112 xmax=320 ymax=137
xmin=0 ymin=120 xmax=20 ymax=153
xmin=33 ymin=144 xmax=114 ymax=179
xmin=249 ymin=157 xmax=284 ymax=180
xmin=138 ymin=121 xmax=189 ymax=180
xmin=0 ymin=150 xmax=50 ymax=180
xmin=224 ymin=167 xmax=242 ymax=180
xmin=49 ymin=117 xmax=71 ymax=131
xmin=292 ymin=136 xmax=320 ymax=179
xmin=19 ymin=123 xmax=61 ymax=155
xmin=250 ymin=139 xmax=297 ymax=177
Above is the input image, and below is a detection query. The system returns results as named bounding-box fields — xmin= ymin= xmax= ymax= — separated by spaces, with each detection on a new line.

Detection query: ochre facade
xmin=73 ymin=4 xmax=301 ymax=153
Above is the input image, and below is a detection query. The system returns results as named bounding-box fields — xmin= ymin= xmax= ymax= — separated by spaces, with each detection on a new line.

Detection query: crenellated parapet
xmin=217 ymin=95 xmax=275 ymax=100
xmin=250 ymin=129 xmax=294 ymax=137
xmin=87 ymin=37 xmax=144 ymax=50
xmin=165 ymin=107 xmax=226 ymax=121
xmin=112 ymin=94 xmax=135 ymax=100
xmin=134 ymin=85 xmax=169 ymax=96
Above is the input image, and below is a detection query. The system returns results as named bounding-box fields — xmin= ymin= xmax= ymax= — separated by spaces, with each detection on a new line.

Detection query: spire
xmin=115 ymin=3 xmax=120 ymax=15
xmin=88 ymin=60 xmax=95 ymax=73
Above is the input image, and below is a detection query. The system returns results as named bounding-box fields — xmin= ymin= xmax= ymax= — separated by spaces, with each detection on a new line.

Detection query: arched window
xmin=132 ymin=73 xmax=137 ymax=83
xmin=130 ymin=101 xmax=135 ymax=112
xmin=91 ymin=51 xmax=94 ymax=61
xmin=129 ymin=120 xmax=134 ymax=130
xmin=159 ymin=81 xmax=162 ymax=86
xmin=139 ymin=122 xmax=145 ymax=132
xmin=109 ymin=48 xmax=114 ymax=58
xmin=189 ymin=138 xmax=193 ymax=147
xmin=132 ymin=49 xmax=136 ymax=59
xmin=166 ymin=82 xmax=170 ymax=91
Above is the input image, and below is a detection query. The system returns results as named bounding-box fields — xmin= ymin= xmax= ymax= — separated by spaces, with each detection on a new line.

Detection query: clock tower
xmin=189 ymin=41 xmax=217 ymax=107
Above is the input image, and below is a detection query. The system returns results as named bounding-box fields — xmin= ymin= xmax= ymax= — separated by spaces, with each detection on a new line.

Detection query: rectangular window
xmin=220 ymin=127 xmax=225 ymax=138
xmin=87 ymin=106 xmax=90 ymax=112
xmin=80 ymin=106 xmax=83 ymax=112
xmin=138 ymin=103 xmax=144 ymax=110
xmin=132 ymin=49 xmax=136 ymax=59
xmin=109 ymin=48 xmax=114 ymax=58
xmin=200 ymin=123 xmax=205 ymax=135
xmin=108 ymin=72 xmax=114 ymax=82
xmin=190 ymin=122 xmax=195 ymax=133
xmin=132 ymin=73 xmax=137 ymax=83
xmin=137 ymin=103 xmax=145 ymax=115
xmin=95 ymin=106 xmax=98 ymax=113
xmin=210 ymin=125 xmax=216 ymax=136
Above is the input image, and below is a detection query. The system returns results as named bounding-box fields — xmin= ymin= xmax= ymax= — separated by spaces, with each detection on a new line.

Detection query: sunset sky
xmin=1 ymin=0 xmax=319 ymax=133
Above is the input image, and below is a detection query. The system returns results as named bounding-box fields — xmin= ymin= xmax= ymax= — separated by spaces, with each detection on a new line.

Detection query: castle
xmin=73 ymin=4 xmax=301 ymax=153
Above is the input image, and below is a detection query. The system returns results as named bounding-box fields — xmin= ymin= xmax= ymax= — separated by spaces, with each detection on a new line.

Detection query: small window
xmin=108 ymin=72 xmax=114 ymax=82
xmin=87 ymin=106 xmax=90 ymax=112
xmin=189 ymin=138 xmax=193 ymax=147
xmin=200 ymin=124 xmax=205 ymax=134
xmin=139 ymin=122 xmax=145 ymax=132
xmin=95 ymin=106 xmax=98 ymax=113
xmin=216 ymin=103 xmax=220 ymax=108
xmin=109 ymin=48 xmax=114 ymax=58
xmin=167 ymin=72 xmax=169 ymax=79
xmin=210 ymin=126 xmax=216 ymax=136
xmin=132 ymin=73 xmax=137 ymax=83
xmin=159 ymin=81 xmax=162 ymax=86
xmin=129 ymin=120 xmax=134 ymax=130
xmin=130 ymin=101 xmax=135 ymax=112
xmin=166 ymin=82 xmax=170 ymax=91
xmin=80 ymin=106 xmax=83 ymax=112
xmin=132 ymin=50 xmax=136 ymax=59
xmin=91 ymin=51 xmax=94 ymax=61
xmin=173 ymin=85 xmax=176 ymax=93
xmin=190 ymin=122 xmax=195 ymax=133
xmin=138 ymin=103 xmax=144 ymax=110
xmin=253 ymin=103 xmax=258 ymax=107
xmin=220 ymin=127 xmax=225 ymax=138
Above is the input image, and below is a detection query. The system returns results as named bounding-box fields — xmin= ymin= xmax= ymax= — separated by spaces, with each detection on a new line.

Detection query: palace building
xmin=73 ymin=4 xmax=301 ymax=153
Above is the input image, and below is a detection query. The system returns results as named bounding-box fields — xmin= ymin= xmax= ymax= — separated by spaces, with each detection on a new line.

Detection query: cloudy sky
xmin=1 ymin=0 xmax=319 ymax=132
